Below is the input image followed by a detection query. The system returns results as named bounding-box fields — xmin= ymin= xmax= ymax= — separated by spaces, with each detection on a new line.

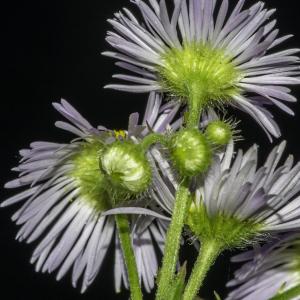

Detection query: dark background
xmin=1 ymin=0 xmax=300 ymax=299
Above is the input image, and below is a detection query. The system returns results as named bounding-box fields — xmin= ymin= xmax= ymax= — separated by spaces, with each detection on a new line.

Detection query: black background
xmin=1 ymin=0 xmax=300 ymax=299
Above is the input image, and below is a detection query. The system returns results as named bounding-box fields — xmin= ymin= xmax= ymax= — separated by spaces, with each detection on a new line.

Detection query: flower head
xmin=141 ymin=139 xmax=300 ymax=250
xmin=227 ymin=233 xmax=300 ymax=300
xmin=2 ymin=94 xmax=179 ymax=293
xmin=104 ymin=0 xmax=300 ymax=139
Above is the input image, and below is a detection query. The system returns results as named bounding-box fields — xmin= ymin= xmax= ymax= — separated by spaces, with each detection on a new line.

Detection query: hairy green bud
xmin=205 ymin=120 xmax=233 ymax=146
xmin=170 ymin=129 xmax=212 ymax=177
xmin=70 ymin=140 xmax=111 ymax=212
xmin=100 ymin=141 xmax=152 ymax=196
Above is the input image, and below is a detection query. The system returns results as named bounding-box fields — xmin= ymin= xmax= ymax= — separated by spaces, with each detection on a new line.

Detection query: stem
xmin=115 ymin=214 xmax=143 ymax=300
xmin=141 ymin=133 xmax=168 ymax=150
xmin=270 ymin=284 xmax=300 ymax=300
xmin=182 ymin=240 xmax=221 ymax=300
xmin=156 ymin=178 xmax=191 ymax=300
xmin=186 ymin=88 xmax=203 ymax=129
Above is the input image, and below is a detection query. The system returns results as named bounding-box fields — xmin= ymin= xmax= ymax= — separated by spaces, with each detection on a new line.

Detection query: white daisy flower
xmin=103 ymin=0 xmax=300 ymax=139
xmin=227 ymin=233 xmax=300 ymax=300
xmin=2 ymin=94 xmax=180 ymax=293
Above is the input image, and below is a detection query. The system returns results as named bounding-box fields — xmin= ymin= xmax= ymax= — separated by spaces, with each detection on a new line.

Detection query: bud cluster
xmin=169 ymin=120 xmax=233 ymax=177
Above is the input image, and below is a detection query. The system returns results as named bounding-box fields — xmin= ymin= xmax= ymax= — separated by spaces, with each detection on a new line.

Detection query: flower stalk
xmin=182 ymin=240 xmax=222 ymax=300
xmin=186 ymin=87 xmax=203 ymax=129
xmin=115 ymin=214 xmax=143 ymax=300
xmin=140 ymin=132 xmax=169 ymax=150
xmin=156 ymin=178 xmax=191 ymax=300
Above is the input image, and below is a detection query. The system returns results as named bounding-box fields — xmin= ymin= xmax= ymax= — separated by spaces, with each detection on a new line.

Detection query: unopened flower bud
xmin=170 ymin=129 xmax=212 ymax=177
xmin=205 ymin=120 xmax=232 ymax=146
xmin=100 ymin=141 xmax=152 ymax=196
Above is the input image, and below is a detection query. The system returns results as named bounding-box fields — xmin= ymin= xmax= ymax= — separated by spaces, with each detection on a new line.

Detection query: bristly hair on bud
xmin=69 ymin=139 xmax=111 ymax=211
xmin=205 ymin=120 xmax=235 ymax=147
xmin=100 ymin=140 xmax=152 ymax=200
xmin=169 ymin=128 xmax=212 ymax=177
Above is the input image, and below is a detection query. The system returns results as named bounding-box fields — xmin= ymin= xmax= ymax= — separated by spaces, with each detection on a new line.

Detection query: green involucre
xmin=205 ymin=120 xmax=233 ymax=146
xmin=158 ymin=43 xmax=241 ymax=106
xmin=69 ymin=140 xmax=111 ymax=212
xmin=187 ymin=202 xmax=263 ymax=250
xmin=170 ymin=129 xmax=212 ymax=177
xmin=271 ymin=284 xmax=300 ymax=300
xmin=100 ymin=141 xmax=152 ymax=197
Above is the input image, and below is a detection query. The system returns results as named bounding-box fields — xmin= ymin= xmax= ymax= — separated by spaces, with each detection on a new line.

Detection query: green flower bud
xmin=170 ymin=129 xmax=212 ymax=177
xmin=100 ymin=141 xmax=152 ymax=196
xmin=70 ymin=140 xmax=111 ymax=212
xmin=205 ymin=120 xmax=232 ymax=146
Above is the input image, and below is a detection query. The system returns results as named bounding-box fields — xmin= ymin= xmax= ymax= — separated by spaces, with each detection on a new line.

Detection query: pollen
xmin=114 ymin=130 xmax=127 ymax=139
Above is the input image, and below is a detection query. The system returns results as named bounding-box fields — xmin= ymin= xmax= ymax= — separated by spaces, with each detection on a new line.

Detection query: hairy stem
xmin=182 ymin=240 xmax=222 ymax=300
xmin=270 ymin=284 xmax=300 ymax=300
xmin=186 ymin=88 xmax=203 ymax=129
xmin=115 ymin=214 xmax=143 ymax=300
xmin=156 ymin=178 xmax=191 ymax=300
xmin=141 ymin=132 xmax=168 ymax=150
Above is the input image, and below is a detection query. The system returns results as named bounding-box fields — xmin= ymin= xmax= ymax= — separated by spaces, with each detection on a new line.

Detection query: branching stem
xmin=141 ymin=133 xmax=169 ymax=150
xmin=156 ymin=178 xmax=191 ymax=300
xmin=182 ymin=240 xmax=222 ymax=300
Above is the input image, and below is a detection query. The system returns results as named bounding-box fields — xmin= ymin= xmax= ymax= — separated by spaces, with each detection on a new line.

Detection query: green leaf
xmin=214 ymin=291 xmax=222 ymax=300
